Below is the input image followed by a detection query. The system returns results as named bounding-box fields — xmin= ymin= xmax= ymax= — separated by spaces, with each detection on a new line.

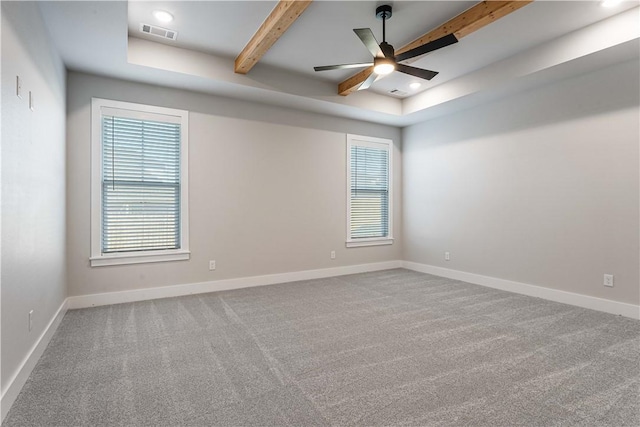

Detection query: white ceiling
xmin=128 ymin=0 xmax=637 ymax=96
xmin=39 ymin=0 xmax=640 ymax=126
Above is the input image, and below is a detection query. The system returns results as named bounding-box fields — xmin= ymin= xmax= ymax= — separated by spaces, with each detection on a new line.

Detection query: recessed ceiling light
xmin=409 ymin=82 xmax=422 ymax=90
xmin=152 ymin=10 xmax=173 ymax=23
xmin=601 ymin=0 xmax=622 ymax=7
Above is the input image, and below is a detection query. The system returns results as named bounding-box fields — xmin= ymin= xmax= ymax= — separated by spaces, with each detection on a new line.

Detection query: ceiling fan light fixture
xmin=314 ymin=4 xmax=457 ymax=88
xmin=152 ymin=10 xmax=174 ymax=23
xmin=373 ymin=58 xmax=395 ymax=75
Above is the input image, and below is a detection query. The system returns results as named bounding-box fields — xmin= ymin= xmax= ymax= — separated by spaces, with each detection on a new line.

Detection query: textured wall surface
xmin=403 ymin=59 xmax=639 ymax=305
xmin=66 ymin=72 xmax=402 ymax=297
xmin=1 ymin=1 xmax=67 ymax=398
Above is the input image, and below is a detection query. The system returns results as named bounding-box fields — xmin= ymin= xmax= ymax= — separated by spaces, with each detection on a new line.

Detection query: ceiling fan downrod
xmin=375 ymin=5 xmax=394 ymax=59
xmin=376 ymin=5 xmax=392 ymax=43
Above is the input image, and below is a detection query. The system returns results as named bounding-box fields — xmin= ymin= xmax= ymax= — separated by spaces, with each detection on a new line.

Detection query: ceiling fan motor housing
xmin=379 ymin=41 xmax=395 ymax=59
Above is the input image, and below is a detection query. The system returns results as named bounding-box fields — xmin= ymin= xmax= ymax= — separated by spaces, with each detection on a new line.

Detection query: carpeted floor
xmin=3 ymin=269 xmax=639 ymax=426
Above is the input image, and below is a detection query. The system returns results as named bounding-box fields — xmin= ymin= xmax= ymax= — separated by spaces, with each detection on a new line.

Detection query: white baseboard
xmin=1 ymin=298 xmax=69 ymax=422
xmin=68 ymin=260 xmax=403 ymax=309
xmin=68 ymin=259 xmax=640 ymax=318
xmin=402 ymin=261 xmax=640 ymax=320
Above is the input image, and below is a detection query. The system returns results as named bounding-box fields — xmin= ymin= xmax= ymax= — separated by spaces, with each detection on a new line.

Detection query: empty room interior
xmin=1 ymin=0 xmax=639 ymax=425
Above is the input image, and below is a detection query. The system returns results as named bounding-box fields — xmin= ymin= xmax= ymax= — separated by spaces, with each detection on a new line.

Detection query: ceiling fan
xmin=314 ymin=5 xmax=459 ymax=90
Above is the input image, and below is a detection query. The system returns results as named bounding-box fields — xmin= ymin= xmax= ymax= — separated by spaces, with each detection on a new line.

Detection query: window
xmin=346 ymin=134 xmax=393 ymax=247
xmin=90 ymin=98 xmax=189 ymax=266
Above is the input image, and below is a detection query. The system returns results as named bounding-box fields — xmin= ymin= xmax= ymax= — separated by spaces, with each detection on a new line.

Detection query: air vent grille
xmin=139 ymin=23 xmax=178 ymax=40
xmin=388 ymin=89 xmax=408 ymax=97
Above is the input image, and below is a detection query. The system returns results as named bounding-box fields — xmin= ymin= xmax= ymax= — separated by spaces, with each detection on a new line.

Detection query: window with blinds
xmin=346 ymin=135 xmax=393 ymax=247
xmin=91 ymin=98 xmax=189 ymax=266
xmin=102 ymin=116 xmax=181 ymax=253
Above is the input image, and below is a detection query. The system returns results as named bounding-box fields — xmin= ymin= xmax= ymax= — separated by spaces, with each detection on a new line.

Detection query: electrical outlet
xmin=330 ymin=250 xmax=336 ymax=260
xmin=445 ymin=251 xmax=450 ymax=261
xmin=16 ymin=76 xmax=22 ymax=98
xmin=209 ymin=260 xmax=216 ymax=271
xmin=604 ymin=274 xmax=614 ymax=287
xmin=28 ymin=310 xmax=33 ymax=332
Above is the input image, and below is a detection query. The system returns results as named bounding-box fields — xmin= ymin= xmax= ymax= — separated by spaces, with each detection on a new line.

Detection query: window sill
xmin=346 ymin=238 xmax=394 ymax=248
xmin=90 ymin=250 xmax=190 ymax=267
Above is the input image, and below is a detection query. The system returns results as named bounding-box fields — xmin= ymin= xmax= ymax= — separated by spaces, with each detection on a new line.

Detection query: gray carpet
xmin=4 ymin=269 xmax=639 ymax=426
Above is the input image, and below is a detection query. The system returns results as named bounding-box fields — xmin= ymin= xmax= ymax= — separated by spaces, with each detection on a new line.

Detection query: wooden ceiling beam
xmin=235 ymin=0 xmax=312 ymax=75
xmin=338 ymin=0 xmax=534 ymax=96
xmin=338 ymin=67 xmax=376 ymax=98
xmin=396 ymin=1 xmax=533 ymax=56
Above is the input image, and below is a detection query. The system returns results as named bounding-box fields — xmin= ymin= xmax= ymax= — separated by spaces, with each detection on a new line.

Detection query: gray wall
xmin=1 ymin=2 xmax=67 ymax=396
xmin=66 ymin=72 xmax=402 ymax=297
xmin=402 ymin=59 xmax=639 ymax=305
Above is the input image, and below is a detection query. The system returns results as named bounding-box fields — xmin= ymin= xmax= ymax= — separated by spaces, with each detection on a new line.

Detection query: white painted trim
xmin=1 ymin=299 xmax=69 ymax=422
xmin=402 ymin=261 xmax=640 ymax=320
xmin=346 ymin=238 xmax=394 ymax=248
xmin=68 ymin=260 xmax=403 ymax=309
xmin=346 ymin=134 xmax=394 ymax=245
xmin=90 ymin=98 xmax=190 ymax=267
xmin=346 ymin=133 xmax=394 ymax=248
xmin=90 ymin=250 xmax=190 ymax=267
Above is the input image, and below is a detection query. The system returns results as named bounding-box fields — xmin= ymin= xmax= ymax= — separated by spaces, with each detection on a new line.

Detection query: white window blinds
xmin=347 ymin=135 xmax=393 ymax=246
xmin=101 ymin=115 xmax=181 ymax=253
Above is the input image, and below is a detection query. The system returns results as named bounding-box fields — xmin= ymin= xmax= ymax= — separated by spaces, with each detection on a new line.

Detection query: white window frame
xmin=90 ymin=98 xmax=190 ymax=267
xmin=346 ymin=134 xmax=394 ymax=248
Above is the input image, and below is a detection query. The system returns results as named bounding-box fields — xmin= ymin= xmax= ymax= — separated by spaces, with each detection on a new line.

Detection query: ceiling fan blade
xmin=395 ymin=33 xmax=458 ymax=63
xmin=354 ymin=28 xmax=385 ymax=58
xmin=396 ymin=64 xmax=439 ymax=81
xmin=314 ymin=62 xmax=373 ymax=72
xmin=358 ymin=70 xmax=379 ymax=91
